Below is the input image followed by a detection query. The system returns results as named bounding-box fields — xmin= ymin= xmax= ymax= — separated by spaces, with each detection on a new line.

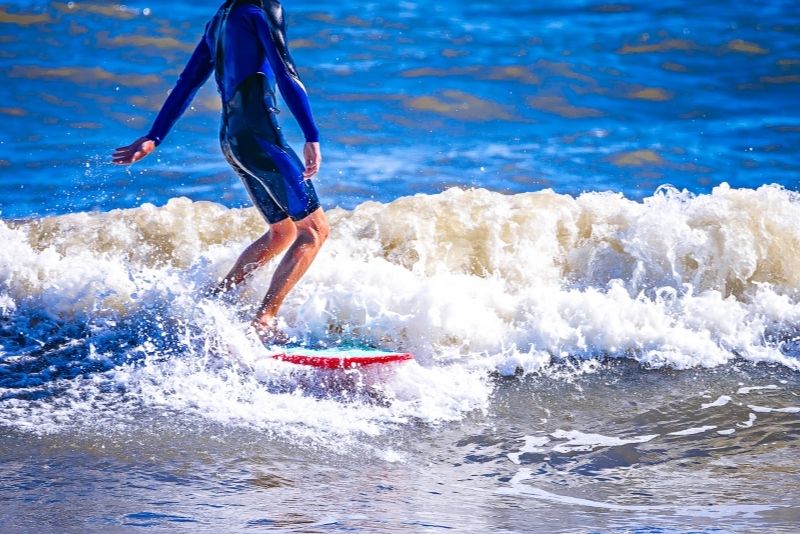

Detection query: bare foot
xmin=253 ymin=318 xmax=290 ymax=346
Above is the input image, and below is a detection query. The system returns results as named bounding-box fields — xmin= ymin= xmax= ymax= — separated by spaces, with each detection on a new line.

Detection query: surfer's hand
xmin=113 ymin=136 xmax=156 ymax=165
xmin=302 ymin=142 xmax=321 ymax=179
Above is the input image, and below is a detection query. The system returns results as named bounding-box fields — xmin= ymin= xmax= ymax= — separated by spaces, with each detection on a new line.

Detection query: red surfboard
xmin=271 ymin=348 xmax=414 ymax=369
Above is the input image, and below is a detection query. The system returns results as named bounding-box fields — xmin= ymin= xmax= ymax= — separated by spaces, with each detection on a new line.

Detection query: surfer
xmin=112 ymin=0 xmax=328 ymax=343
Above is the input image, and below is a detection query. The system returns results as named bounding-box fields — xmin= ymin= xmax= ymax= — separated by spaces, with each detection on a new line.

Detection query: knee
xmin=269 ymin=221 xmax=297 ymax=250
xmin=297 ymin=217 xmax=329 ymax=249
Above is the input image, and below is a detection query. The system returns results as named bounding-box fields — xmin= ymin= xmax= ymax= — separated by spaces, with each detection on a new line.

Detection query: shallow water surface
xmin=2 ymin=363 xmax=798 ymax=532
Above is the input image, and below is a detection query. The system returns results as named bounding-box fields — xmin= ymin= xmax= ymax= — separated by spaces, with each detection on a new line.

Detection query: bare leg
xmin=215 ymin=217 xmax=297 ymax=294
xmin=253 ymin=207 xmax=329 ymax=338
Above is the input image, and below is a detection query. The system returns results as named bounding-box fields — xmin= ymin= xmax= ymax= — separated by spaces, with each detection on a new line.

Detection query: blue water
xmin=0 ymin=0 xmax=798 ymax=218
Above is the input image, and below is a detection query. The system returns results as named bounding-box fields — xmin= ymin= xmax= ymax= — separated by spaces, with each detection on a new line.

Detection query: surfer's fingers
xmin=112 ymin=146 xmax=147 ymax=164
xmin=112 ymin=147 xmax=136 ymax=164
xmin=112 ymin=144 xmax=136 ymax=157
xmin=111 ymin=150 xmax=133 ymax=163
xmin=303 ymin=163 xmax=319 ymax=178
xmin=302 ymin=142 xmax=321 ymax=178
xmin=112 ymin=138 xmax=154 ymax=164
xmin=114 ymin=137 xmax=152 ymax=155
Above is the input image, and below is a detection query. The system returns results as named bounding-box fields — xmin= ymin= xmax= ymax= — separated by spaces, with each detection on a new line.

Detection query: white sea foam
xmin=737 ymin=413 xmax=758 ymax=428
xmin=508 ymin=434 xmax=551 ymax=464
xmin=668 ymin=426 xmax=718 ymax=436
xmin=701 ymin=395 xmax=732 ymax=409
xmin=747 ymin=405 xmax=800 ymax=414
xmin=501 ymin=468 xmax=777 ymax=518
xmin=550 ymin=429 xmax=658 ymax=453
xmin=1 ymin=184 xmax=800 ymax=436
xmin=737 ymin=385 xmax=780 ymax=394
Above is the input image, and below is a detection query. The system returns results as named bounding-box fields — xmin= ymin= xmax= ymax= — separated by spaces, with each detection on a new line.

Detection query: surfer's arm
xmin=253 ymin=2 xmax=320 ymax=143
xmin=146 ymin=35 xmax=215 ymax=147
xmin=114 ymin=36 xmax=214 ymax=165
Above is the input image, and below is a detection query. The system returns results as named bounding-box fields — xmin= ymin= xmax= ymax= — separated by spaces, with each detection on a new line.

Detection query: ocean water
xmin=1 ymin=1 xmax=800 ymax=532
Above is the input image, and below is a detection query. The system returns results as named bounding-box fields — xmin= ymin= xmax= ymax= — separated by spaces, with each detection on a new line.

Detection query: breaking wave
xmin=1 ymin=183 xmax=799 ymax=438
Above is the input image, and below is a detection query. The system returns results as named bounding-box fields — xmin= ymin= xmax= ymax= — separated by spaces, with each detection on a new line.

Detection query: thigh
xmin=228 ymin=132 xmax=321 ymax=223
xmin=221 ymin=137 xmax=289 ymax=224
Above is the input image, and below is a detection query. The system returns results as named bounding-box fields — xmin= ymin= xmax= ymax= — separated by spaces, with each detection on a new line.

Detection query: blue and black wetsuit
xmin=147 ymin=0 xmax=320 ymax=224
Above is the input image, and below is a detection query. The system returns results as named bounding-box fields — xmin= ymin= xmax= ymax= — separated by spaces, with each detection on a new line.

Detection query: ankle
xmin=253 ymin=315 xmax=276 ymax=329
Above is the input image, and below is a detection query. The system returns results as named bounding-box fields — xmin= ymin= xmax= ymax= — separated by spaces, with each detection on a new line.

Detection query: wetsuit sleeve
xmin=146 ymin=35 xmax=214 ymax=146
xmin=254 ymin=1 xmax=320 ymax=143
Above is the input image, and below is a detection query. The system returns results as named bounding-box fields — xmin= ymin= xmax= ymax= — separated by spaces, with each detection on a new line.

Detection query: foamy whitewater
xmin=2 ymin=185 xmax=799 ymax=438
xmin=3 ymin=185 xmax=800 ymax=530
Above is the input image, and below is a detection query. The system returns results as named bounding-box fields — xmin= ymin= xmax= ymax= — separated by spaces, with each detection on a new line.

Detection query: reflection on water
xmin=0 ymin=0 xmax=798 ymax=217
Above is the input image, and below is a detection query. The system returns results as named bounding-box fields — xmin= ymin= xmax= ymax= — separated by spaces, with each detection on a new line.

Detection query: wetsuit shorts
xmin=220 ymin=73 xmax=320 ymax=224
